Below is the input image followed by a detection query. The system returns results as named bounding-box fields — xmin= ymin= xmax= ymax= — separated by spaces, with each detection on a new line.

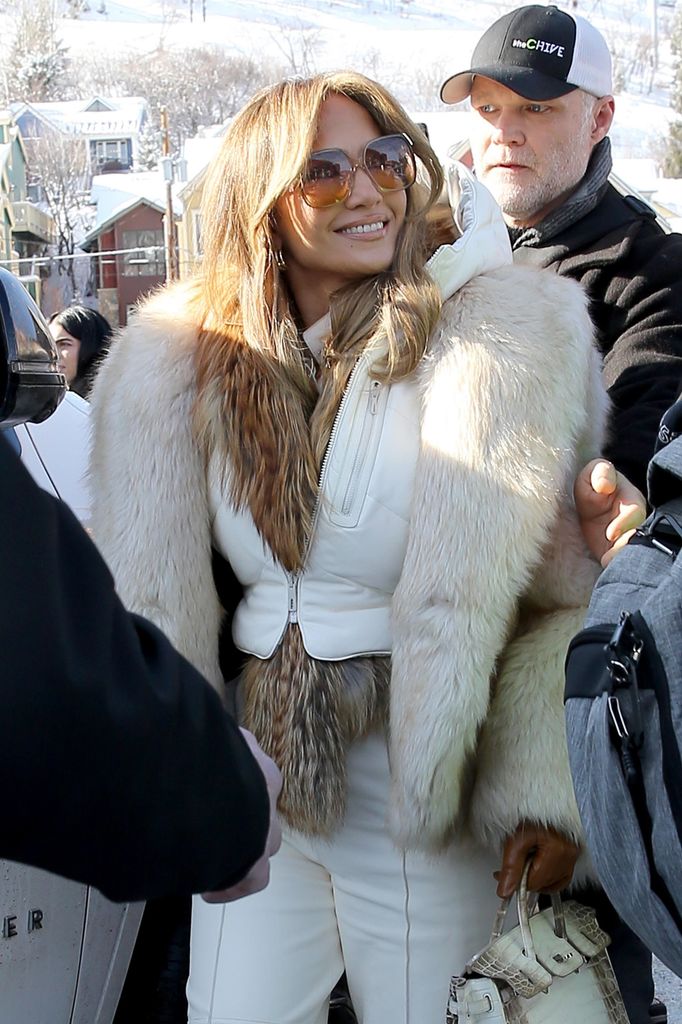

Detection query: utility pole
xmin=160 ymin=108 xmax=178 ymax=282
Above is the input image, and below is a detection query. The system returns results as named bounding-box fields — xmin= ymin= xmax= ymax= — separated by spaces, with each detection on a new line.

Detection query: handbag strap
xmin=515 ymin=860 xmax=537 ymax=960
xmin=490 ymin=858 xmax=567 ymax=957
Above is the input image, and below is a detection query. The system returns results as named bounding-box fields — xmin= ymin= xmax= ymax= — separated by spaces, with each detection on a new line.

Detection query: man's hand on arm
xmin=575 ymin=458 xmax=647 ymax=567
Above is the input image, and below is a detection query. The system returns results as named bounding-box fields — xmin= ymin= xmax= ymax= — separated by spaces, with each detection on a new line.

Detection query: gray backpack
xmin=564 ymin=414 xmax=682 ymax=978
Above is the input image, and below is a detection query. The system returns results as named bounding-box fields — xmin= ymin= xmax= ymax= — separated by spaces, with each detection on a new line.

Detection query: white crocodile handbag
xmin=446 ymin=862 xmax=629 ymax=1024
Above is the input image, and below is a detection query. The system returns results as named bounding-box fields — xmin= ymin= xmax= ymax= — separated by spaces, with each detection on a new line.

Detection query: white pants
xmin=187 ymin=732 xmax=500 ymax=1024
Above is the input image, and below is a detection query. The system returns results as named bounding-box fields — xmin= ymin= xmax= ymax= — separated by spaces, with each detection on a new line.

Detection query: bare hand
xmin=202 ymin=729 xmax=282 ymax=904
xmin=494 ymin=822 xmax=580 ymax=898
xmin=574 ymin=459 xmax=646 ymax=567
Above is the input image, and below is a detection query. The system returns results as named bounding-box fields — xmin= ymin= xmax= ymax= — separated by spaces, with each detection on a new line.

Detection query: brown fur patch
xmin=193 ymin=326 xmax=390 ymax=833
xmin=242 ymin=626 xmax=389 ymax=835
xmin=194 ymin=327 xmax=320 ymax=572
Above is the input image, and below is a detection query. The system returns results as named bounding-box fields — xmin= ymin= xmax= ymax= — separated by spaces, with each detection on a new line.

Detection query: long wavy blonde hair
xmin=193 ymin=71 xmax=444 ymax=460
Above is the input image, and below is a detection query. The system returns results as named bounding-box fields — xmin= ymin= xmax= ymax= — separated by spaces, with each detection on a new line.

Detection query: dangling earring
xmin=274 ymin=248 xmax=286 ymax=270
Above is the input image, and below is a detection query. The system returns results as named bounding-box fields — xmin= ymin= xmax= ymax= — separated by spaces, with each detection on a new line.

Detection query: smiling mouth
xmin=337 ymin=220 xmax=387 ymax=236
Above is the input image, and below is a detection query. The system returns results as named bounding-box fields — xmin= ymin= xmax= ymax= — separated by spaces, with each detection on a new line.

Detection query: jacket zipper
xmin=286 ymin=571 xmax=298 ymax=624
xmin=304 ymin=354 xmax=366 ymax=559
xmin=341 ymin=379 xmax=382 ymax=515
xmin=282 ymin=355 xmax=367 ymax=632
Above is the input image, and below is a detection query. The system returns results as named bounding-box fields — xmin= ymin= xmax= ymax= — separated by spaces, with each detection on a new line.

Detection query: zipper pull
xmin=369 ymin=380 xmax=381 ymax=415
xmin=287 ymin=573 xmax=298 ymax=623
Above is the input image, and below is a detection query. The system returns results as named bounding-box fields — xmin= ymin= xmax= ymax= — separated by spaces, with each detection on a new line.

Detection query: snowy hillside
xmin=31 ymin=0 xmax=677 ymax=79
xmin=0 ymin=0 xmax=676 ymax=161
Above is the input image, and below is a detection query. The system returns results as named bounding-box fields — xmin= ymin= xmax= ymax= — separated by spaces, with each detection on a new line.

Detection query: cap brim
xmin=440 ymin=65 xmax=577 ymax=104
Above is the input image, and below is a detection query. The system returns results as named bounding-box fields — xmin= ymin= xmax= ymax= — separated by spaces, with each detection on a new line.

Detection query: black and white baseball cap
xmin=440 ymin=5 xmax=613 ymax=104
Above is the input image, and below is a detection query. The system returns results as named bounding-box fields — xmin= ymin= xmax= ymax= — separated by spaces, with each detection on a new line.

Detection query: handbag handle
xmin=490 ymin=858 xmax=568 ymax=959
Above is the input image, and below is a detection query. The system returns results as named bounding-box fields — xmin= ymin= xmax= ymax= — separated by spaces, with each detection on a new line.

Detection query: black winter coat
xmin=0 ymin=436 xmax=269 ymax=902
xmin=512 ymin=184 xmax=682 ymax=494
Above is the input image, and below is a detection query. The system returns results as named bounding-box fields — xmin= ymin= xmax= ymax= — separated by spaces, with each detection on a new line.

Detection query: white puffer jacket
xmin=213 ymin=166 xmax=514 ymax=662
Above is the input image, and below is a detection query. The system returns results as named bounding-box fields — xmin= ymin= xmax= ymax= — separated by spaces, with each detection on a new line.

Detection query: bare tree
xmin=354 ymin=47 xmax=386 ymax=82
xmin=25 ymin=130 xmax=92 ymax=294
xmin=606 ymin=11 xmax=657 ymax=95
xmin=269 ymin=22 xmax=321 ymax=76
xmin=65 ymin=0 xmax=90 ymax=16
xmin=158 ymin=0 xmax=181 ymax=50
xmin=392 ymin=60 xmax=452 ymax=111
xmin=3 ymin=0 xmax=70 ymax=103
xmin=79 ymin=46 xmax=282 ymax=154
xmin=662 ymin=6 xmax=682 ymax=176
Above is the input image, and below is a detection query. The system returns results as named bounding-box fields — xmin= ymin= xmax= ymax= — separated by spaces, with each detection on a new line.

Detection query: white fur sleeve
xmin=522 ymin=344 xmax=610 ymax=612
xmin=88 ymin=295 xmax=224 ymax=692
xmin=389 ymin=267 xmax=599 ymax=853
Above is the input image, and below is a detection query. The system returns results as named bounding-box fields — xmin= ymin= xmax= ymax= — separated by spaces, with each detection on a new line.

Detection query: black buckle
xmin=606 ymin=612 xmax=644 ymax=758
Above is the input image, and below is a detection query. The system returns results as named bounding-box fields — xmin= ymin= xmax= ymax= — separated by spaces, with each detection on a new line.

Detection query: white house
xmin=11 ymin=96 xmax=150 ymax=176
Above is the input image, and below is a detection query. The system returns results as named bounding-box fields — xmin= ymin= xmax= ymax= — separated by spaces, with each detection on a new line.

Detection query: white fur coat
xmin=89 ymin=265 xmax=607 ymax=856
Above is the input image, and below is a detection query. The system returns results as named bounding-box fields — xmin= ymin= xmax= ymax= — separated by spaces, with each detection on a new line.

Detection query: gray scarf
xmin=509 ymin=137 xmax=612 ymax=250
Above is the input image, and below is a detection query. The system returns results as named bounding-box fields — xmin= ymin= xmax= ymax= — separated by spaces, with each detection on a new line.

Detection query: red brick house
xmin=81 ymin=195 xmax=168 ymax=327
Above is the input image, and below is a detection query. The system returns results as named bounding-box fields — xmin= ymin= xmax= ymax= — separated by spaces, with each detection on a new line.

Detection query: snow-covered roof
xmin=180 ymin=133 xmax=225 ymax=186
xmin=91 ymin=170 xmax=171 ymax=218
xmin=82 ymin=170 xmax=181 ymax=246
xmin=12 ymin=97 xmax=148 ymax=138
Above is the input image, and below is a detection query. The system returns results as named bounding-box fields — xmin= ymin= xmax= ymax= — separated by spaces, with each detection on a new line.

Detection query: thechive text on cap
xmin=440 ymin=5 xmax=613 ymax=105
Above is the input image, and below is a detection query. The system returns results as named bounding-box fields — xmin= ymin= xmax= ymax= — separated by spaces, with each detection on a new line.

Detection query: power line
xmin=0 ymin=244 xmax=199 ymax=268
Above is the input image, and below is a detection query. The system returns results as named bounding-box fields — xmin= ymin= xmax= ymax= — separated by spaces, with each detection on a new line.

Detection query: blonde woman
xmin=90 ymin=72 xmax=637 ymax=1023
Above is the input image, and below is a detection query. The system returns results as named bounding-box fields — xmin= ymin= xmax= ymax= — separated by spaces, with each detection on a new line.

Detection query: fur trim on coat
xmin=89 ymin=266 xmax=607 ymax=855
xmin=89 ymin=285 xmax=224 ymax=692
xmin=389 ymin=265 xmax=607 ymax=854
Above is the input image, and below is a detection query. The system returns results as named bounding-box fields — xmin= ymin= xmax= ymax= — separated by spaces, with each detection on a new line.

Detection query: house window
xmin=90 ymin=138 xmax=132 ymax=171
xmin=121 ymin=229 xmax=164 ymax=277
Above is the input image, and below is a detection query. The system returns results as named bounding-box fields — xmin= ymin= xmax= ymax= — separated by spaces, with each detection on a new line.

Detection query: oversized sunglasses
xmin=298 ymin=133 xmax=417 ymax=209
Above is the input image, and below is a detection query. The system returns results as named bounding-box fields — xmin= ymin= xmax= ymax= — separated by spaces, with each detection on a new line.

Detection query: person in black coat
xmin=508 ymin=174 xmax=682 ymax=499
xmin=440 ymin=7 xmax=677 ymax=1020
xmin=442 ymin=4 xmax=682 ymax=499
xmin=0 ymin=433 xmax=281 ymax=905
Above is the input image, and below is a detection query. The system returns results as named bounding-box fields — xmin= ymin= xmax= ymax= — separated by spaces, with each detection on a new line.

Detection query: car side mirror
xmin=0 ymin=269 xmax=66 ymax=427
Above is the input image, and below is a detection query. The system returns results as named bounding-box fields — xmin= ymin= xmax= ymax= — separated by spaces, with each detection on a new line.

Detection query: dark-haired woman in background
xmin=49 ymin=306 xmax=113 ymax=400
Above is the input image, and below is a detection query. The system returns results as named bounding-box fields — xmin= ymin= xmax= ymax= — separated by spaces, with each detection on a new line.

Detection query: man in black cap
xmin=441 ymin=4 xmax=682 ymax=500
xmin=441 ymin=8 xmax=679 ymax=1022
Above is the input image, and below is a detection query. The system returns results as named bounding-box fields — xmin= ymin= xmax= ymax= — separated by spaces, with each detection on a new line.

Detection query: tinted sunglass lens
xmin=302 ymin=152 xmax=352 ymax=208
xmin=364 ymin=136 xmax=416 ymax=192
